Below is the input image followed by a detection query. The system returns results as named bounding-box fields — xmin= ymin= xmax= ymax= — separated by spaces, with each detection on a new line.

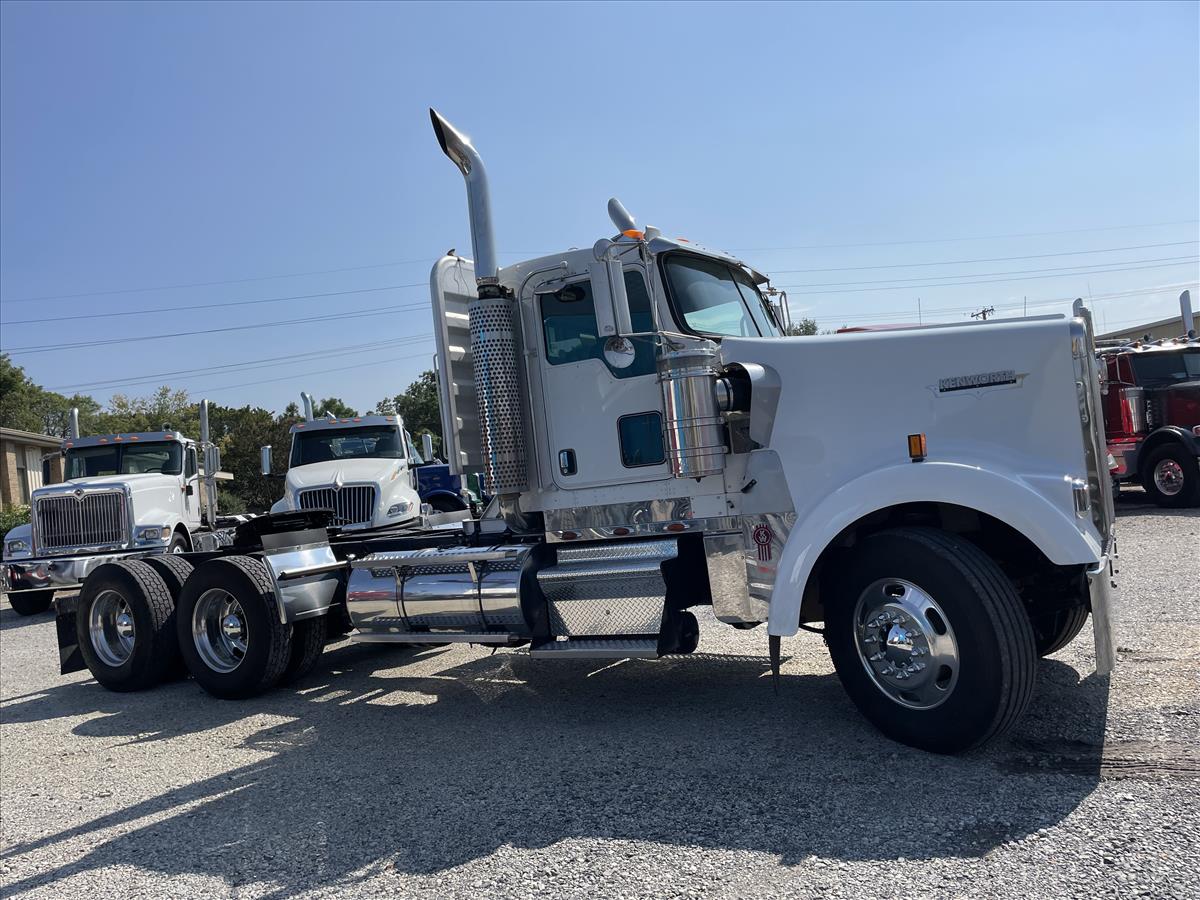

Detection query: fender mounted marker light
xmin=908 ymin=433 xmax=927 ymax=462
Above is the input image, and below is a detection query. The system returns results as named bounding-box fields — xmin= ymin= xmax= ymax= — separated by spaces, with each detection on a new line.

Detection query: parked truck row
xmin=6 ymin=109 xmax=1122 ymax=754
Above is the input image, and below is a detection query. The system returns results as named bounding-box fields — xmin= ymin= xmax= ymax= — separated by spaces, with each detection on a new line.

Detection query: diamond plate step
xmin=528 ymin=638 xmax=659 ymax=659
xmin=352 ymin=632 xmax=520 ymax=645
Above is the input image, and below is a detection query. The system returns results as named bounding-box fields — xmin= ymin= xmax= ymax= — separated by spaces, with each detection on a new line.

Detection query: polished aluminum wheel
xmin=192 ymin=588 xmax=248 ymax=673
xmin=853 ymin=578 xmax=959 ymax=710
xmin=1153 ymin=458 xmax=1184 ymax=496
xmin=89 ymin=590 xmax=136 ymax=667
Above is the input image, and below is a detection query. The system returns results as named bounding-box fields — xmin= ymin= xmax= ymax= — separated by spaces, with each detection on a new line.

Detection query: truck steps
xmin=352 ymin=632 xmax=522 ymax=645
xmin=528 ymin=638 xmax=659 ymax=659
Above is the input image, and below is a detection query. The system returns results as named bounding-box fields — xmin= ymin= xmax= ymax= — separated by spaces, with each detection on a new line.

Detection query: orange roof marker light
xmin=622 ymin=229 xmax=644 ymax=240
xmin=908 ymin=433 xmax=927 ymax=463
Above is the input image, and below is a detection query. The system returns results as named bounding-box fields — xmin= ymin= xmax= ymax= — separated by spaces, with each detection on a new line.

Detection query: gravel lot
xmin=2 ymin=498 xmax=1197 ymax=899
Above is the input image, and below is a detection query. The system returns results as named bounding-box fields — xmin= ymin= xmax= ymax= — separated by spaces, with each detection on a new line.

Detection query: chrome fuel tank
xmin=347 ymin=545 xmax=533 ymax=636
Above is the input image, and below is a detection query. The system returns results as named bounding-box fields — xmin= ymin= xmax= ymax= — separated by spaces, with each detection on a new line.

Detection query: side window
xmin=185 ymin=447 xmax=197 ymax=478
xmin=540 ymin=270 xmax=656 ymax=378
xmin=618 ymin=412 xmax=665 ymax=467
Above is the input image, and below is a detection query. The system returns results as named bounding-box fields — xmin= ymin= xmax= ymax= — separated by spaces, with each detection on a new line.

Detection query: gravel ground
xmin=1 ymin=498 xmax=1197 ymax=899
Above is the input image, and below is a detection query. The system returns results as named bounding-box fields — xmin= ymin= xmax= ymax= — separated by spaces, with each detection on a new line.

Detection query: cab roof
xmin=289 ymin=414 xmax=402 ymax=435
xmin=64 ymin=431 xmax=189 ymax=450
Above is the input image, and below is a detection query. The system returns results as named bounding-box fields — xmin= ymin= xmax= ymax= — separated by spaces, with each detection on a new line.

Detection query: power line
xmin=768 ymin=241 xmax=1197 ymax=274
xmin=781 ymin=259 xmax=1199 ymax=295
xmin=177 ymin=351 xmax=436 ymax=395
xmin=727 ymin=218 xmax=1199 ymax=253
xmin=50 ymin=336 xmax=431 ymax=392
xmin=0 ymin=282 xmax=430 ymax=326
xmin=1 ymin=301 xmax=432 ymax=355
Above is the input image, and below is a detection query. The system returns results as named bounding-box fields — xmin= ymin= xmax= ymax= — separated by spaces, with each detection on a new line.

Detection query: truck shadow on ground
xmin=0 ymin=604 xmax=56 ymax=633
xmin=1 ymin=641 xmax=1111 ymax=895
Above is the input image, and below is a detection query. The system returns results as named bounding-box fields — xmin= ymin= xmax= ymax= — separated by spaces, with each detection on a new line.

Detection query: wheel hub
xmin=1153 ymin=459 xmax=1184 ymax=496
xmin=89 ymin=590 xmax=136 ymax=668
xmin=193 ymin=589 xmax=248 ymax=673
xmin=854 ymin=579 xmax=959 ymax=709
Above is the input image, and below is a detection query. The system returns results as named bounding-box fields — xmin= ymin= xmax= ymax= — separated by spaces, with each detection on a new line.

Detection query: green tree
xmin=784 ymin=318 xmax=819 ymax=336
xmin=315 ymin=397 xmax=357 ymax=418
xmin=377 ymin=370 xmax=442 ymax=454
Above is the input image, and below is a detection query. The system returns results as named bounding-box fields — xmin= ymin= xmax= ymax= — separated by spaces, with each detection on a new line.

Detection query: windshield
xmin=66 ymin=441 xmax=183 ymax=478
xmin=290 ymin=425 xmax=404 ymax=467
xmin=662 ymin=254 xmax=780 ymax=338
xmin=1130 ymin=350 xmax=1200 ymax=386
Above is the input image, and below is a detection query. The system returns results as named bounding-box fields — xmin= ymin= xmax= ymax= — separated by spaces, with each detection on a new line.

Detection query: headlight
xmin=5 ymin=539 xmax=30 ymax=558
xmin=387 ymin=501 xmax=411 ymax=518
xmin=134 ymin=525 xmax=170 ymax=543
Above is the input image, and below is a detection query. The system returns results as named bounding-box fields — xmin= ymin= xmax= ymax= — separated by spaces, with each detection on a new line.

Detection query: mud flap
xmin=54 ymin=595 xmax=86 ymax=675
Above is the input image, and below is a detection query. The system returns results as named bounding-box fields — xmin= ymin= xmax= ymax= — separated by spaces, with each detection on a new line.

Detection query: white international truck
xmin=47 ymin=110 xmax=1116 ymax=753
xmin=260 ymin=391 xmax=426 ymax=530
xmin=3 ymin=402 xmax=230 ymax=616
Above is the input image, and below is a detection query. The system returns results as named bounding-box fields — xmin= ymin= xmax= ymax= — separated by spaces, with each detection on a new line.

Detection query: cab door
xmin=182 ymin=444 xmax=202 ymax=528
xmin=533 ymin=266 xmax=669 ymax=490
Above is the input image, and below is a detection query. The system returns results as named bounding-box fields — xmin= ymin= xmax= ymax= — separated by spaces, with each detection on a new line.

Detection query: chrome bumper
xmin=1088 ymin=539 xmax=1118 ymax=675
xmin=3 ymin=550 xmax=156 ymax=596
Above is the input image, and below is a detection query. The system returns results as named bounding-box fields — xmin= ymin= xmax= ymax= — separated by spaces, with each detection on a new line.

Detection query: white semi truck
xmin=47 ymin=110 xmax=1116 ymax=753
xmin=3 ymin=401 xmax=230 ymax=616
xmin=260 ymin=391 xmax=426 ymax=531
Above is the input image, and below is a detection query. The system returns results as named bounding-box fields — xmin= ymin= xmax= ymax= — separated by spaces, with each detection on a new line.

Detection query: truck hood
xmin=285 ymin=457 xmax=406 ymax=490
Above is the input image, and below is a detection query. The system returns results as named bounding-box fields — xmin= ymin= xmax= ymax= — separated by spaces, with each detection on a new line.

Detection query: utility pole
xmin=970 ymin=306 xmax=995 ymax=322
xmin=917 ymin=296 xmax=922 ymax=325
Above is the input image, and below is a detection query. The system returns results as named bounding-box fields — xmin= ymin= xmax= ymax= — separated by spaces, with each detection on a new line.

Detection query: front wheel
xmin=826 ymin=527 xmax=1036 ymax=754
xmin=176 ymin=556 xmax=293 ymax=699
xmin=1141 ymin=444 xmax=1200 ymax=508
xmin=8 ymin=589 xmax=54 ymax=616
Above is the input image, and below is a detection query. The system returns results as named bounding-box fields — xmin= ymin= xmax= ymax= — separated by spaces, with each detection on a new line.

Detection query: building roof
xmin=1099 ymin=314 xmax=1196 ymax=339
xmin=0 ymin=427 xmax=63 ymax=449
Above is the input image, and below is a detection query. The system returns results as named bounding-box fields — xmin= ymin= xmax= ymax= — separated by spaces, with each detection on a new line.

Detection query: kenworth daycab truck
xmin=3 ymin=402 xmax=230 ymax=616
xmin=260 ymin=392 xmax=478 ymax=528
xmin=1098 ymin=291 xmax=1200 ymax=508
xmin=49 ymin=110 xmax=1116 ymax=754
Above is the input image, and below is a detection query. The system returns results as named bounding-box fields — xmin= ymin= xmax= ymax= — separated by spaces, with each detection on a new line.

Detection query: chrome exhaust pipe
xmin=300 ymin=391 xmax=315 ymax=421
xmin=1181 ymin=290 xmax=1195 ymax=338
xmin=429 ymin=108 xmax=499 ymax=290
xmin=429 ymin=108 xmax=527 ymax=495
xmin=68 ymin=407 xmax=80 ymax=440
xmin=199 ymin=399 xmax=219 ymax=522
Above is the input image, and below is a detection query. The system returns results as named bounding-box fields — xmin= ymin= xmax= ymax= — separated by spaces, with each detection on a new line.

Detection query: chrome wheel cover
xmin=1153 ymin=459 xmax=1184 ymax=496
xmin=192 ymin=588 xmax=248 ymax=673
xmin=89 ymin=590 xmax=136 ymax=667
xmin=853 ymin=578 xmax=960 ymax=710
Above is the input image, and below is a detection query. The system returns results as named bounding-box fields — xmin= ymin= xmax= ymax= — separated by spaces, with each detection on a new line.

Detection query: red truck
xmin=1099 ymin=293 xmax=1200 ymax=507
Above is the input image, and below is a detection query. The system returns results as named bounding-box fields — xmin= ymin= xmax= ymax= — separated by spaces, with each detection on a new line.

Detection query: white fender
xmin=767 ymin=460 xmax=1102 ymax=636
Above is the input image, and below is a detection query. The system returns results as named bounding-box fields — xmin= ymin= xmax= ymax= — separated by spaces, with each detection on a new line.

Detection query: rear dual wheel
xmin=1141 ymin=444 xmax=1200 ymax=508
xmin=176 ymin=556 xmax=327 ymax=698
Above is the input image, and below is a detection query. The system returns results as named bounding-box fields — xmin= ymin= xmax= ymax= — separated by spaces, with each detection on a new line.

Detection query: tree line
xmin=1 ymin=354 xmax=443 ymax=514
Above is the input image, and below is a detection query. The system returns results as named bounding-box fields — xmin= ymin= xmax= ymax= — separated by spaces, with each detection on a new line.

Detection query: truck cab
xmin=3 ymin=402 xmax=226 ymax=615
xmin=266 ymin=414 xmax=424 ymax=530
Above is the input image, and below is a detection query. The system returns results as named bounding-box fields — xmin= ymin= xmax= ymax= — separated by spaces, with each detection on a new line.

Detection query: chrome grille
xmin=35 ymin=491 xmax=128 ymax=552
xmin=298 ymin=485 xmax=377 ymax=527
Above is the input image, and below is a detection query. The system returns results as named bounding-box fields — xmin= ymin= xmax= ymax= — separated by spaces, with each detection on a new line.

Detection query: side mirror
xmin=205 ymin=445 xmax=221 ymax=475
xmin=422 ymin=433 xmax=434 ymax=462
xmin=590 ymin=239 xmax=634 ymax=338
xmin=260 ymin=445 xmax=272 ymax=476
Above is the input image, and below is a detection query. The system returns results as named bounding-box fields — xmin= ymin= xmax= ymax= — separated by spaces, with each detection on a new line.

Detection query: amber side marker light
xmin=908 ymin=433 xmax=927 ymax=462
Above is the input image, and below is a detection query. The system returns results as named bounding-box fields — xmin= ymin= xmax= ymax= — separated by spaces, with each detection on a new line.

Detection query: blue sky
xmin=1 ymin=0 xmax=1197 ymax=415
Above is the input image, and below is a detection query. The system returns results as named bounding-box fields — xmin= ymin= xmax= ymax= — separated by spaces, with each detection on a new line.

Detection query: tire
xmin=427 ymin=494 xmax=467 ymax=513
xmin=167 ymin=530 xmax=190 ymax=553
xmin=75 ymin=561 xmax=180 ymax=692
xmin=8 ymin=589 xmax=54 ymax=616
xmin=825 ymin=527 xmax=1037 ymax=754
xmin=1031 ymin=605 xmax=1090 ymax=657
xmin=176 ymin=556 xmax=292 ymax=699
xmin=1141 ymin=443 xmax=1200 ymax=508
xmin=281 ymin=616 xmax=327 ymax=684
xmin=143 ymin=555 xmax=196 ymax=678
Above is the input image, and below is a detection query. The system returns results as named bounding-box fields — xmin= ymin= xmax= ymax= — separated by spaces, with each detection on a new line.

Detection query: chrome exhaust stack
xmin=68 ymin=408 xmax=80 ymax=440
xmin=198 ymin=399 xmax=220 ymax=523
xmin=1181 ymin=290 xmax=1195 ymax=339
xmin=300 ymin=391 xmax=316 ymax=421
xmin=430 ymin=109 xmax=527 ymax=495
